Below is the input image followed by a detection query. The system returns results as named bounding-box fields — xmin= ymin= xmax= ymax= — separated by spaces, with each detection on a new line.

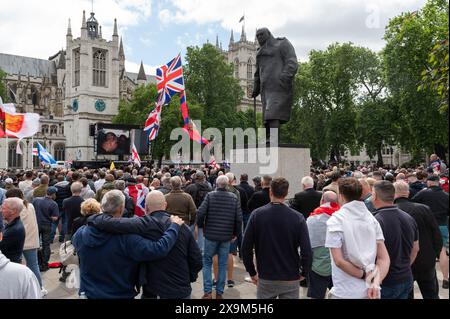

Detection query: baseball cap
xmin=195 ymin=171 xmax=205 ymax=178
xmin=47 ymin=186 xmax=58 ymax=195
xmin=427 ymin=175 xmax=440 ymax=182
xmin=5 ymin=178 xmax=13 ymax=184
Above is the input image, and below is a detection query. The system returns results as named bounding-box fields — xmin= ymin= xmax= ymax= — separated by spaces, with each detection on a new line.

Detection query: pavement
xmin=41 ymin=239 xmax=449 ymax=299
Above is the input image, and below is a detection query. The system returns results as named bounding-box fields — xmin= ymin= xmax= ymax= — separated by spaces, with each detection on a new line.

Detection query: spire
xmin=119 ymin=37 xmax=125 ymax=58
xmin=57 ymin=50 xmax=66 ymax=69
xmin=240 ymin=24 xmax=246 ymax=42
xmin=67 ymin=18 xmax=72 ymax=36
xmin=113 ymin=18 xmax=118 ymax=36
xmin=82 ymin=10 xmax=87 ymax=29
xmin=229 ymin=29 xmax=234 ymax=44
xmin=215 ymin=34 xmax=219 ymax=48
xmin=137 ymin=61 xmax=146 ymax=81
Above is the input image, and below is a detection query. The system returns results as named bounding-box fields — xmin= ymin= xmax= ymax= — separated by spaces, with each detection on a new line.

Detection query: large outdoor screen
xmin=95 ymin=123 xmax=149 ymax=156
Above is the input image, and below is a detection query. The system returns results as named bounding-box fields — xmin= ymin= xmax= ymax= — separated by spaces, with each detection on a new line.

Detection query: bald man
xmin=0 ymin=198 xmax=25 ymax=264
xmin=394 ymin=181 xmax=442 ymax=299
xmin=306 ymin=191 xmax=340 ymax=299
xmin=88 ymin=190 xmax=202 ymax=299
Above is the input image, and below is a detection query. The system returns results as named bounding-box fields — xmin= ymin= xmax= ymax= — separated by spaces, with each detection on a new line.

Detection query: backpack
xmin=194 ymin=184 xmax=210 ymax=208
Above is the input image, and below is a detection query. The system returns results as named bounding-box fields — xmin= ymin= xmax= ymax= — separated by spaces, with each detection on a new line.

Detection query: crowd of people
xmin=0 ymin=153 xmax=448 ymax=299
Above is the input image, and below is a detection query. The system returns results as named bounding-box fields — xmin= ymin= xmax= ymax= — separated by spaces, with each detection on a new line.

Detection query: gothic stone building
xmin=215 ymin=26 xmax=263 ymax=113
xmin=0 ymin=11 xmax=153 ymax=169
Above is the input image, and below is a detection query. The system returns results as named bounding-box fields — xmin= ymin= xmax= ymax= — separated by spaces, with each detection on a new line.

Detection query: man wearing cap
xmin=413 ymin=174 xmax=449 ymax=289
xmin=32 ymin=187 xmax=59 ymax=271
xmin=4 ymin=178 xmax=16 ymax=191
xmin=33 ymin=175 xmax=49 ymax=199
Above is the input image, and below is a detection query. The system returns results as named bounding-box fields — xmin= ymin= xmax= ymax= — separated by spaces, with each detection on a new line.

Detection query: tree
xmin=184 ymin=43 xmax=243 ymax=130
xmin=0 ymin=68 xmax=8 ymax=103
xmin=113 ymin=84 xmax=203 ymax=163
xmin=383 ymin=0 xmax=449 ymax=160
xmin=418 ymin=0 xmax=449 ymax=113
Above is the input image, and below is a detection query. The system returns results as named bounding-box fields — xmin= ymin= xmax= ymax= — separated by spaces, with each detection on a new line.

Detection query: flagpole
xmin=31 ymin=136 xmax=34 ymax=170
xmin=5 ymin=135 xmax=8 ymax=170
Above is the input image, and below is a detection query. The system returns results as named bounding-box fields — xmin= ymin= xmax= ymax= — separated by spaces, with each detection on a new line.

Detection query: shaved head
xmin=394 ymin=181 xmax=410 ymax=199
xmin=145 ymin=190 xmax=167 ymax=214
xmin=321 ymin=191 xmax=338 ymax=204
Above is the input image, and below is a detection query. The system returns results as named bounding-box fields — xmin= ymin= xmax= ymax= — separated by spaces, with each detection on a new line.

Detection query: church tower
xmin=64 ymin=10 xmax=121 ymax=161
xmin=226 ymin=26 xmax=261 ymax=112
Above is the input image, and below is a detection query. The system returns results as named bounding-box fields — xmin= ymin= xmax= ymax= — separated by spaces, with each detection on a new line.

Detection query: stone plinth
xmin=228 ymin=145 xmax=311 ymax=199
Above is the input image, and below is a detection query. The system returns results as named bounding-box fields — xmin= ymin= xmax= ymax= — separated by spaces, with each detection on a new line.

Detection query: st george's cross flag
xmin=131 ymin=143 xmax=141 ymax=167
xmin=37 ymin=142 xmax=56 ymax=165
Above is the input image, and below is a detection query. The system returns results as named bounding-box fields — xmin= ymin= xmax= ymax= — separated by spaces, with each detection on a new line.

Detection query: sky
xmin=0 ymin=0 xmax=427 ymax=75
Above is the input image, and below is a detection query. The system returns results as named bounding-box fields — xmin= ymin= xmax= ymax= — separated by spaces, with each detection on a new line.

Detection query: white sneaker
xmin=41 ymin=287 xmax=48 ymax=297
xmin=244 ymin=276 xmax=252 ymax=283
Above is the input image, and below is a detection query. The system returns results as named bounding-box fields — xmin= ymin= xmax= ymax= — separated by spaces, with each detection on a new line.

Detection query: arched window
xmin=73 ymin=48 xmax=80 ymax=87
xmin=247 ymin=58 xmax=253 ymax=80
xmin=54 ymin=143 xmax=65 ymax=161
xmin=93 ymin=49 xmax=107 ymax=87
xmin=41 ymin=125 xmax=49 ymax=135
xmin=50 ymin=125 xmax=58 ymax=135
xmin=234 ymin=59 xmax=239 ymax=79
xmin=8 ymin=142 xmax=23 ymax=168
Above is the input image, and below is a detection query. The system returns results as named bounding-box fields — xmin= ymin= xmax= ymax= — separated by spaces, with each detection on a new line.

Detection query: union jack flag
xmin=144 ymin=103 xmax=162 ymax=141
xmin=156 ymin=53 xmax=185 ymax=106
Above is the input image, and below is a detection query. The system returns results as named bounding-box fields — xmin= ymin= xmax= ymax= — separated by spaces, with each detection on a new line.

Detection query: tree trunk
xmin=377 ymin=144 xmax=384 ymax=167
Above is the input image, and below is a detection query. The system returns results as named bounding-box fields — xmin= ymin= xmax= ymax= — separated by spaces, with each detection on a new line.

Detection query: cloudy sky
xmin=0 ymin=0 xmax=427 ymax=74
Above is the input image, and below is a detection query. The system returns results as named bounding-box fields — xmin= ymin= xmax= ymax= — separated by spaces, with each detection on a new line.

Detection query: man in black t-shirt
xmin=63 ymin=182 xmax=84 ymax=239
xmin=372 ymin=181 xmax=419 ymax=299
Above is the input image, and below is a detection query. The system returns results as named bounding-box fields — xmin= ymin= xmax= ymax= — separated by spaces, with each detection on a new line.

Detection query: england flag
xmin=37 ymin=142 xmax=56 ymax=164
xmin=131 ymin=143 xmax=141 ymax=167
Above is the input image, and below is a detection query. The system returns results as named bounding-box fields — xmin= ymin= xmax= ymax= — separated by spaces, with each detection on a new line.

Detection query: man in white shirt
xmin=19 ymin=171 xmax=34 ymax=192
xmin=325 ymin=177 xmax=390 ymax=299
xmin=94 ymin=171 xmax=106 ymax=192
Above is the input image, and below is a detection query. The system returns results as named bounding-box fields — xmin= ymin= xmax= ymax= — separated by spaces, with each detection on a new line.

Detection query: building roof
xmin=0 ymin=53 xmax=56 ymax=77
xmin=126 ymin=72 xmax=156 ymax=84
xmin=137 ymin=61 xmax=147 ymax=81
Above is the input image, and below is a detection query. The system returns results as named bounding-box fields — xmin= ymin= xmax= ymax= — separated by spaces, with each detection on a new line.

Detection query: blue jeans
xmin=203 ymin=239 xmax=230 ymax=295
xmin=197 ymin=227 xmax=205 ymax=255
xmin=51 ymin=209 xmax=66 ymax=241
xmin=381 ymin=279 xmax=413 ymax=299
xmin=23 ymin=249 xmax=42 ymax=288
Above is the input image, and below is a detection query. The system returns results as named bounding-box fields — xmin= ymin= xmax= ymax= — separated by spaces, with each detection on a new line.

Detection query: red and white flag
xmin=131 ymin=143 xmax=141 ymax=167
xmin=208 ymin=155 xmax=219 ymax=169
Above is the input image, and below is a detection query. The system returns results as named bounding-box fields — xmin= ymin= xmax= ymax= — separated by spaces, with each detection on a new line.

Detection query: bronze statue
xmin=252 ymin=28 xmax=298 ymax=145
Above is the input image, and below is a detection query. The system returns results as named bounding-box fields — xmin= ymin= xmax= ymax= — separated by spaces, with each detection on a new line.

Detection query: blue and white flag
xmin=37 ymin=142 xmax=56 ymax=164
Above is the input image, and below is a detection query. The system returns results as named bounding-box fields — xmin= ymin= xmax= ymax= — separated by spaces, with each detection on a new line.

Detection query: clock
xmin=72 ymin=99 xmax=78 ymax=112
xmin=95 ymin=99 xmax=106 ymax=112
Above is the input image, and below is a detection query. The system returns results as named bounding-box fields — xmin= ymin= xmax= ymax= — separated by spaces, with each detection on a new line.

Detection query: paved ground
xmin=41 ymin=240 xmax=449 ymax=299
